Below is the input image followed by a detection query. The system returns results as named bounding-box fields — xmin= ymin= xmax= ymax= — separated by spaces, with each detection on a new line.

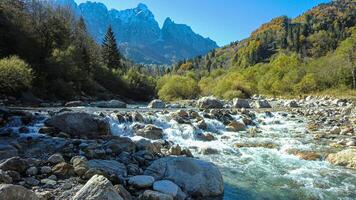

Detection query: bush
xmin=0 ymin=56 xmax=33 ymax=95
xmin=124 ymin=69 xmax=156 ymax=101
xmin=157 ymin=75 xmax=200 ymax=101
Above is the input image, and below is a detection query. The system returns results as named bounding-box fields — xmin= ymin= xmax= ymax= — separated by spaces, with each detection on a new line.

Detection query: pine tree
xmin=102 ymin=25 xmax=122 ymax=70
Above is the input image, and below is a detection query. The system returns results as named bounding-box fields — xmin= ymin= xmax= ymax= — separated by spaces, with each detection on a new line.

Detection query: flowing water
xmin=4 ymin=107 xmax=356 ymax=200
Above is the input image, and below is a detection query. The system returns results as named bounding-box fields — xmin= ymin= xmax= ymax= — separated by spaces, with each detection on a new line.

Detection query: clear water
xmin=4 ymin=108 xmax=356 ymax=200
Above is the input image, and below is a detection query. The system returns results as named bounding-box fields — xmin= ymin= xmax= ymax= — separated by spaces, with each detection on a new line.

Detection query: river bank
xmin=0 ymin=96 xmax=355 ymax=200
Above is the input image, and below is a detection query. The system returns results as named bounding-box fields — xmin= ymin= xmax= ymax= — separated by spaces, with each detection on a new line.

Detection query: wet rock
xmin=128 ymin=175 xmax=155 ymax=188
xmin=52 ymin=162 xmax=75 ymax=178
xmin=139 ymin=190 xmax=173 ymax=200
xmin=45 ymin=112 xmax=110 ymax=139
xmin=153 ymin=180 xmax=179 ymax=197
xmin=288 ymin=150 xmax=322 ymax=161
xmin=88 ymin=159 xmax=127 ymax=178
xmin=284 ymin=100 xmax=299 ymax=108
xmin=40 ymin=166 xmax=52 ymax=174
xmin=168 ymin=144 xmax=181 ymax=156
xmin=0 ymin=184 xmax=40 ymax=200
xmin=38 ymin=126 xmax=57 ymax=135
xmin=91 ymin=100 xmax=127 ymax=108
xmin=145 ymin=156 xmax=224 ymax=198
xmin=48 ymin=153 xmax=65 ymax=165
xmin=226 ymin=121 xmax=246 ymax=132
xmin=136 ymin=124 xmax=164 ymax=140
xmin=103 ymin=137 xmax=136 ymax=154
xmin=196 ymin=120 xmax=208 ymax=130
xmin=255 ymin=100 xmax=271 ymax=108
xmin=73 ymin=175 xmax=123 ymax=200
xmin=26 ymin=167 xmax=38 ymax=176
xmin=196 ymin=132 xmax=216 ymax=141
xmin=327 ymin=149 xmax=356 ymax=169
xmin=197 ymin=96 xmax=223 ymax=109
xmin=200 ymin=147 xmax=219 ymax=155
xmin=132 ymin=112 xmax=145 ymax=122
xmin=65 ymin=101 xmax=86 ymax=107
xmin=0 ymin=157 xmax=28 ymax=173
xmin=148 ymin=99 xmax=166 ymax=109
xmin=0 ymin=170 xmax=12 ymax=184
xmin=232 ymin=98 xmax=250 ymax=108
xmin=114 ymin=184 xmax=133 ymax=200
xmin=71 ymin=156 xmax=89 ymax=176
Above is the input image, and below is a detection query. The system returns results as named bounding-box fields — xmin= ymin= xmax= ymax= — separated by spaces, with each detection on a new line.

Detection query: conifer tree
xmin=102 ymin=25 xmax=122 ymax=70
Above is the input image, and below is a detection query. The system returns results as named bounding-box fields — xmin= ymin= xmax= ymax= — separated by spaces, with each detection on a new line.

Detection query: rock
xmin=153 ymin=180 xmax=179 ymax=197
xmin=52 ymin=162 xmax=75 ymax=178
xmin=6 ymin=171 xmax=20 ymax=182
xmin=24 ymin=177 xmax=40 ymax=186
xmin=71 ymin=156 xmax=89 ymax=176
xmin=0 ymin=184 xmax=40 ymax=200
xmin=26 ymin=167 xmax=38 ymax=176
xmin=38 ymin=126 xmax=57 ymax=135
xmin=200 ymin=147 xmax=219 ymax=155
xmin=0 ymin=144 xmax=18 ymax=160
xmin=196 ymin=120 xmax=208 ymax=130
xmin=88 ymin=160 xmax=127 ymax=178
xmin=135 ymin=139 xmax=162 ymax=155
xmin=226 ymin=121 xmax=246 ymax=132
xmin=48 ymin=153 xmax=65 ymax=164
xmin=139 ymin=190 xmax=173 ymax=200
xmin=232 ymin=98 xmax=250 ymax=108
xmin=168 ymin=144 xmax=181 ymax=156
xmin=145 ymin=157 xmax=224 ymax=198
xmin=136 ymin=125 xmax=164 ymax=140
xmin=36 ymin=191 xmax=53 ymax=200
xmin=327 ymin=149 xmax=356 ymax=169
xmin=103 ymin=137 xmax=136 ymax=154
xmin=40 ymin=179 xmax=57 ymax=187
xmin=148 ymin=100 xmax=166 ymax=109
xmin=128 ymin=175 xmax=155 ymax=188
xmin=0 ymin=170 xmax=12 ymax=184
xmin=73 ymin=175 xmax=123 ymax=200
xmin=196 ymin=132 xmax=216 ymax=141
xmin=45 ymin=112 xmax=110 ymax=139
xmin=92 ymin=100 xmax=127 ymax=108
xmin=329 ymin=126 xmax=341 ymax=134
xmin=65 ymin=101 xmax=86 ymax=107
xmin=132 ymin=112 xmax=145 ymax=122
xmin=0 ymin=157 xmax=28 ymax=173
xmin=255 ymin=100 xmax=271 ymax=108
xmin=114 ymin=185 xmax=133 ymax=200
xmin=83 ymin=168 xmax=107 ymax=180
xmin=197 ymin=96 xmax=223 ymax=109
xmin=40 ymin=166 xmax=52 ymax=174
xmin=284 ymin=100 xmax=299 ymax=108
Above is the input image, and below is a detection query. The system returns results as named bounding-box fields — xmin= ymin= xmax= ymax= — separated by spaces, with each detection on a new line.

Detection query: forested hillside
xmin=0 ymin=0 xmax=158 ymax=101
xmin=158 ymin=0 xmax=356 ymax=101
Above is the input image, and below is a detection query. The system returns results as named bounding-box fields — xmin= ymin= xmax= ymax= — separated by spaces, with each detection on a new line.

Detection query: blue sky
xmin=75 ymin=0 xmax=331 ymax=46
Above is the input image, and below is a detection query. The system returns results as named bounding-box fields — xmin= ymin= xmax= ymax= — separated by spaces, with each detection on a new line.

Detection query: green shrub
xmin=157 ymin=75 xmax=200 ymax=101
xmin=0 ymin=56 xmax=33 ymax=95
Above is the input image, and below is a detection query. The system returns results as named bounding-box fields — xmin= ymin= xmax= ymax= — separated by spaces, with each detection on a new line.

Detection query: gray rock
xmin=255 ymin=100 xmax=271 ymax=108
xmin=103 ymin=137 xmax=136 ymax=154
xmin=145 ymin=157 xmax=224 ymax=198
xmin=88 ymin=160 xmax=127 ymax=178
xmin=0 ymin=157 xmax=28 ymax=173
xmin=0 ymin=184 xmax=40 ymax=200
xmin=148 ymin=100 xmax=166 ymax=109
xmin=48 ymin=153 xmax=65 ymax=164
xmin=65 ymin=101 xmax=86 ymax=107
xmin=26 ymin=167 xmax=38 ymax=176
xmin=284 ymin=100 xmax=299 ymax=108
xmin=139 ymin=190 xmax=173 ymax=200
xmin=40 ymin=178 xmax=57 ymax=187
xmin=197 ymin=97 xmax=223 ymax=109
xmin=0 ymin=170 xmax=12 ymax=184
xmin=0 ymin=144 xmax=18 ymax=160
xmin=73 ymin=175 xmax=123 ymax=200
xmin=153 ymin=180 xmax=179 ymax=197
xmin=136 ymin=125 xmax=164 ymax=140
xmin=45 ymin=112 xmax=110 ymax=139
xmin=40 ymin=166 xmax=52 ymax=174
xmin=25 ymin=177 xmax=40 ymax=186
xmin=71 ymin=156 xmax=89 ymax=176
xmin=114 ymin=184 xmax=133 ymax=200
xmin=232 ymin=98 xmax=250 ymax=108
xmin=128 ymin=175 xmax=155 ymax=188
xmin=91 ymin=100 xmax=127 ymax=108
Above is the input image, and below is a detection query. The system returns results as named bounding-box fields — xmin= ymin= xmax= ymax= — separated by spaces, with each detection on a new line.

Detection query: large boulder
xmin=197 ymin=97 xmax=223 ymax=109
xmin=144 ymin=157 xmax=224 ymax=198
xmin=45 ymin=112 xmax=110 ymax=139
xmin=327 ymin=149 xmax=356 ymax=169
xmin=0 ymin=184 xmax=40 ymax=200
xmin=0 ymin=157 xmax=28 ymax=173
xmin=136 ymin=125 xmax=164 ymax=140
xmin=148 ymin=100 xmax=166 ymax=109
xmin=255 ymin=100 xmax=271 ymax=108
xmin=232 ymin=98 xmax=250 ymax=108
xmin=73 ymin=175 xmax=123 ymax=200
xmin=91 ymin=100 xmax=126 ymax=108
xmin=88 ymin=160 xmax=127 ymax=178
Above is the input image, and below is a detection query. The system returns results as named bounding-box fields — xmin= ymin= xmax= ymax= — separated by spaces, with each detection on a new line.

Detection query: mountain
xmin=54 ymin=0 xmax=218 ymax=64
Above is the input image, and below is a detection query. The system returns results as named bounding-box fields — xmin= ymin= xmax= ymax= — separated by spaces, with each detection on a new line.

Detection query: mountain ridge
xmin=54 ymin=0 xmax=218 ymax=64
